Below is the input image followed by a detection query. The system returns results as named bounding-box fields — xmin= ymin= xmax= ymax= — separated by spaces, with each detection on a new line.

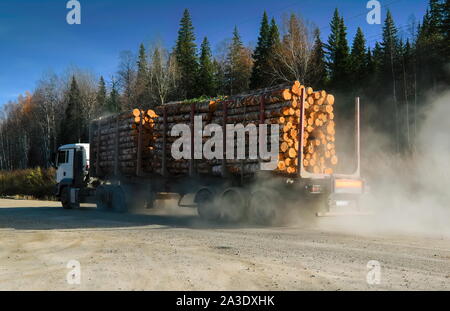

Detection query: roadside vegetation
xmin=0 ymin=168 xmax=56 ymax=199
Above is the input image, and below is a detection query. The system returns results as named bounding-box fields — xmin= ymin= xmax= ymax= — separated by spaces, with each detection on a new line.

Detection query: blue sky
xmin=0 ymin=0 xmax=428 ymax=106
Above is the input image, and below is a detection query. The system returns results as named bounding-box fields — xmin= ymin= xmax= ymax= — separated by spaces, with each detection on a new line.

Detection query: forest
xmin=0 ymin=0 xmax=449 ymax=171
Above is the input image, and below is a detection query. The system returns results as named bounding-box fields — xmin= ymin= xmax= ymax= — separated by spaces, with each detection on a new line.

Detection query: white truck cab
xmin=56 ymin=143 xmax=90 ymax=183
xmin=55 ymin=143 xmax=90 ymax=208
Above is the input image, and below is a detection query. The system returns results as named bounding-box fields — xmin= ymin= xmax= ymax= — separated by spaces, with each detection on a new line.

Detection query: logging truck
xmin=55 ymin=82 xmax=365 ymax=224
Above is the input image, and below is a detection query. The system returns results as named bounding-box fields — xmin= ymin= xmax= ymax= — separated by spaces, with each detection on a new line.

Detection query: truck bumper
xmin=316 ymin=177 xmax=370 ymax=217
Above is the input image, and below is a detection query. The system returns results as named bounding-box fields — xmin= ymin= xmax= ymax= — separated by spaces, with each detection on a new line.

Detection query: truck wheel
xmin=60 ymin=187 xmax=79 ymax=209
xmin=111 ymin=186 xmax=127 ymax=213
xmin=60 ymin=187 xmax=73 ymax=209
xmin=248 ymin=189 xmax=281 ymax=225
xmin=195 ymin=187 xmax=219 ymax=221
xmin=218 ymin=187 xmax=248 ymax=223
xmin=95 ymin=185 xmax=111 ymax=210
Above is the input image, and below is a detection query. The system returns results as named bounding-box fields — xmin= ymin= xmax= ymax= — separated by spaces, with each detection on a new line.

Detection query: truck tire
xmin=195 ymin=187 xmax=220 ymax=221
xmin=111 ymin=186 xmax=127 ymax=213
xmin=60 ymin=187 xmax=78 ymax=209
xmin=95 ymin=185 xmax=110 ymax=210
xmin=218 ymin=187 xmax=248 ymax=223
xmin=248 ymin=188 xmax=282 ymax=225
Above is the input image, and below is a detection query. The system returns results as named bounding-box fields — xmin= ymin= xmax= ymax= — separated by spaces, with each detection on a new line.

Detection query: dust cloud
xmin=318 ymin=90 xmax=450 ymax=238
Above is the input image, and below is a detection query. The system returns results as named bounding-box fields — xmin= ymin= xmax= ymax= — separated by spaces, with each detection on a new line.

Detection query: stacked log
xmin=296 ymin=88 xmax=337 ymax=175
xmin=90 ymin=109 xmax=157 ymax=177
xmin=90 ymin=81 xmax=338 ymax=177
xmin=152 ymin=100 xmax=216 ymax=175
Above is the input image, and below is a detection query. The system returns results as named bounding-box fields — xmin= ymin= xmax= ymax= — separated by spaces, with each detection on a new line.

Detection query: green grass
xmin=0 ymin=167 xmax=56 ymax=199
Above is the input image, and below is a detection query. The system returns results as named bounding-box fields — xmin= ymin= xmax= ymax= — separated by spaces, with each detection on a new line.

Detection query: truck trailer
xmin=55 ymin=82 xmax=365 ymax=224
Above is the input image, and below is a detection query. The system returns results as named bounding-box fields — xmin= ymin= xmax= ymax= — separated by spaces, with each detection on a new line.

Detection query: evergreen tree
xmin=396 ymin=38 xmax=414 ymax=150
xmin=268 ymin=18 xmax=281 ymax=50
xmin=225 ymin=27 xmax=252 ymax=95
xmin=350 ymin=27 xmax=367 ymax=90
xmin=381 ymin=10 xmax=401 ymax=151
xmin=366 ymin=47 xmax=375 ymax=80
xmin=250 ymin=11 xmax=271 ymax=88
xmin=372 ymin=42 xmax=384 ymax=74
xmin=326 ymin=9 xmax=341 ymax=80
xmin=213 ymin=59 xmax=226 ymax=95
xmin=381 ymin=10 xmax=400 ymax=89
xmin=232 ymin=26 xmax=243 ymax=47
xmin=60 ymin=76 xmax=83 ymax=144
xmin=108 ymin=78 xmax=120 ymax=113
xmin=266 ymin=17 xmax=282 ymax=84
xmin=417 ymin=0 xmax=447 ymax=86
xmin=326 ymin=9 xmax=350 ymax=90
xmin=175 ymin=9 xmax=199 ymax=99
xmin=198 ymin=37 xmax=216 ymax=96
xmin=428 ymin=0 xmax=444 ymax=30
xmin=135 ymin=43 xmax=150 ymax=109
xmin=443 ymin=0 xmax=450 ymax=61
xmin=336 ymin=16 xmax=351 ymax=88
xmin=96 ymin=76 xmax=107 ymax=114
xmin=309 ymin=28 xmax=327 ymax=88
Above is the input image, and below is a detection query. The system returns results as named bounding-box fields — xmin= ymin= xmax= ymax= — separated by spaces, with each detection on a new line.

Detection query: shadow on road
xmin=0 ymin=205 xmax=263 ymax=231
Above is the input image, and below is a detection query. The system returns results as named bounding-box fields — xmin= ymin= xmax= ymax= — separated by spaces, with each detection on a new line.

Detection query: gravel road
xmin=0 ymin=198 xmax=449 ymax=290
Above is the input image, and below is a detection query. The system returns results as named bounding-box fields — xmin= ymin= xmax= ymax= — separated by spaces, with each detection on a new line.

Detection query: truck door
xmin=56 ymin=149 xmax=74 ymax=182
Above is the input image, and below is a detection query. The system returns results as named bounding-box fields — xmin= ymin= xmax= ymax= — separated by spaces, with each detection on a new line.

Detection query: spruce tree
xmin=372 ymin=42 xmax=383 ymax=74
xmin=213 ymin=59 xmax=226 ymax=95
xmin=443 ymin=0 xmax=450 ymax=63
xmin=175 ymin=9 xmax=199 ymax=99
xmin=250 ymin=11 xmax=271 ymax=89
xmin=366 ymin=47 xmax=375 ymax=81
xmin=381 ymin=10 xmax=399 ymax=72
xmin=268 ymin=18 xmax=280 ymax=50
xmin=417 ymin=0 xmax=446 ymax=86
xmin=326 ymin=9 xmax=350 ymax=90
xmin=135 ymin=43 xmax=149 ymax=108
xmin=108 ymin=78 xmax=120 ymax=113
xmin=381 ymin=10 xmax=400 ymax=90
xmin=309 ymin=28 xmax=327 ymax=88
xmin=350 ymin=27 xmax=367 ymax=89
xmin=381 ymin=10 xmax=401 ymax=151
xmin=198 ymin=37 xmax=215 ymax=96
xmin=226 ymin=26 xmax=252 ymax=95
xmin=428 ymin=0 xmax=444 ymax=30
xmin=326 ymin=9 xmax=341 ymax=82
xmin=266 ymin=18 xmax=281 ymax=84
xmin=61 ymin=76 xmax=83 ymax=144
xmin=336 ymin=17 xmax=351 ymax=89
xmin=96 ymin=76 xmax=107 ymax=114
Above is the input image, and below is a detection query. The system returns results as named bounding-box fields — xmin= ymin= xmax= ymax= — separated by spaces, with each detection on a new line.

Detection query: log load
xmin=90 ymin=81 xmax=338 ymax=177
xmin=90 ymin=109 xmax=158 ymax=177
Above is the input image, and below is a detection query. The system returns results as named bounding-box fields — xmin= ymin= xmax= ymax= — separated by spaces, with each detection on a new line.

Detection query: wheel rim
xmin=61 ymin=188 xmax=70 ymax=208
xmin=195 ymin=189 xmax=219 ymax=220
xmin=249 ymin=191 xmax=277 ymax=225
xmin=195 ymin=189 xmax=213 ymax=205
xmin=111 ymin=187 xmax=126 ymax=212
xmin=219 ymin=189 xmax=246 ymax=223
xmin=95 ymin=186 xmax=110 ymax=210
